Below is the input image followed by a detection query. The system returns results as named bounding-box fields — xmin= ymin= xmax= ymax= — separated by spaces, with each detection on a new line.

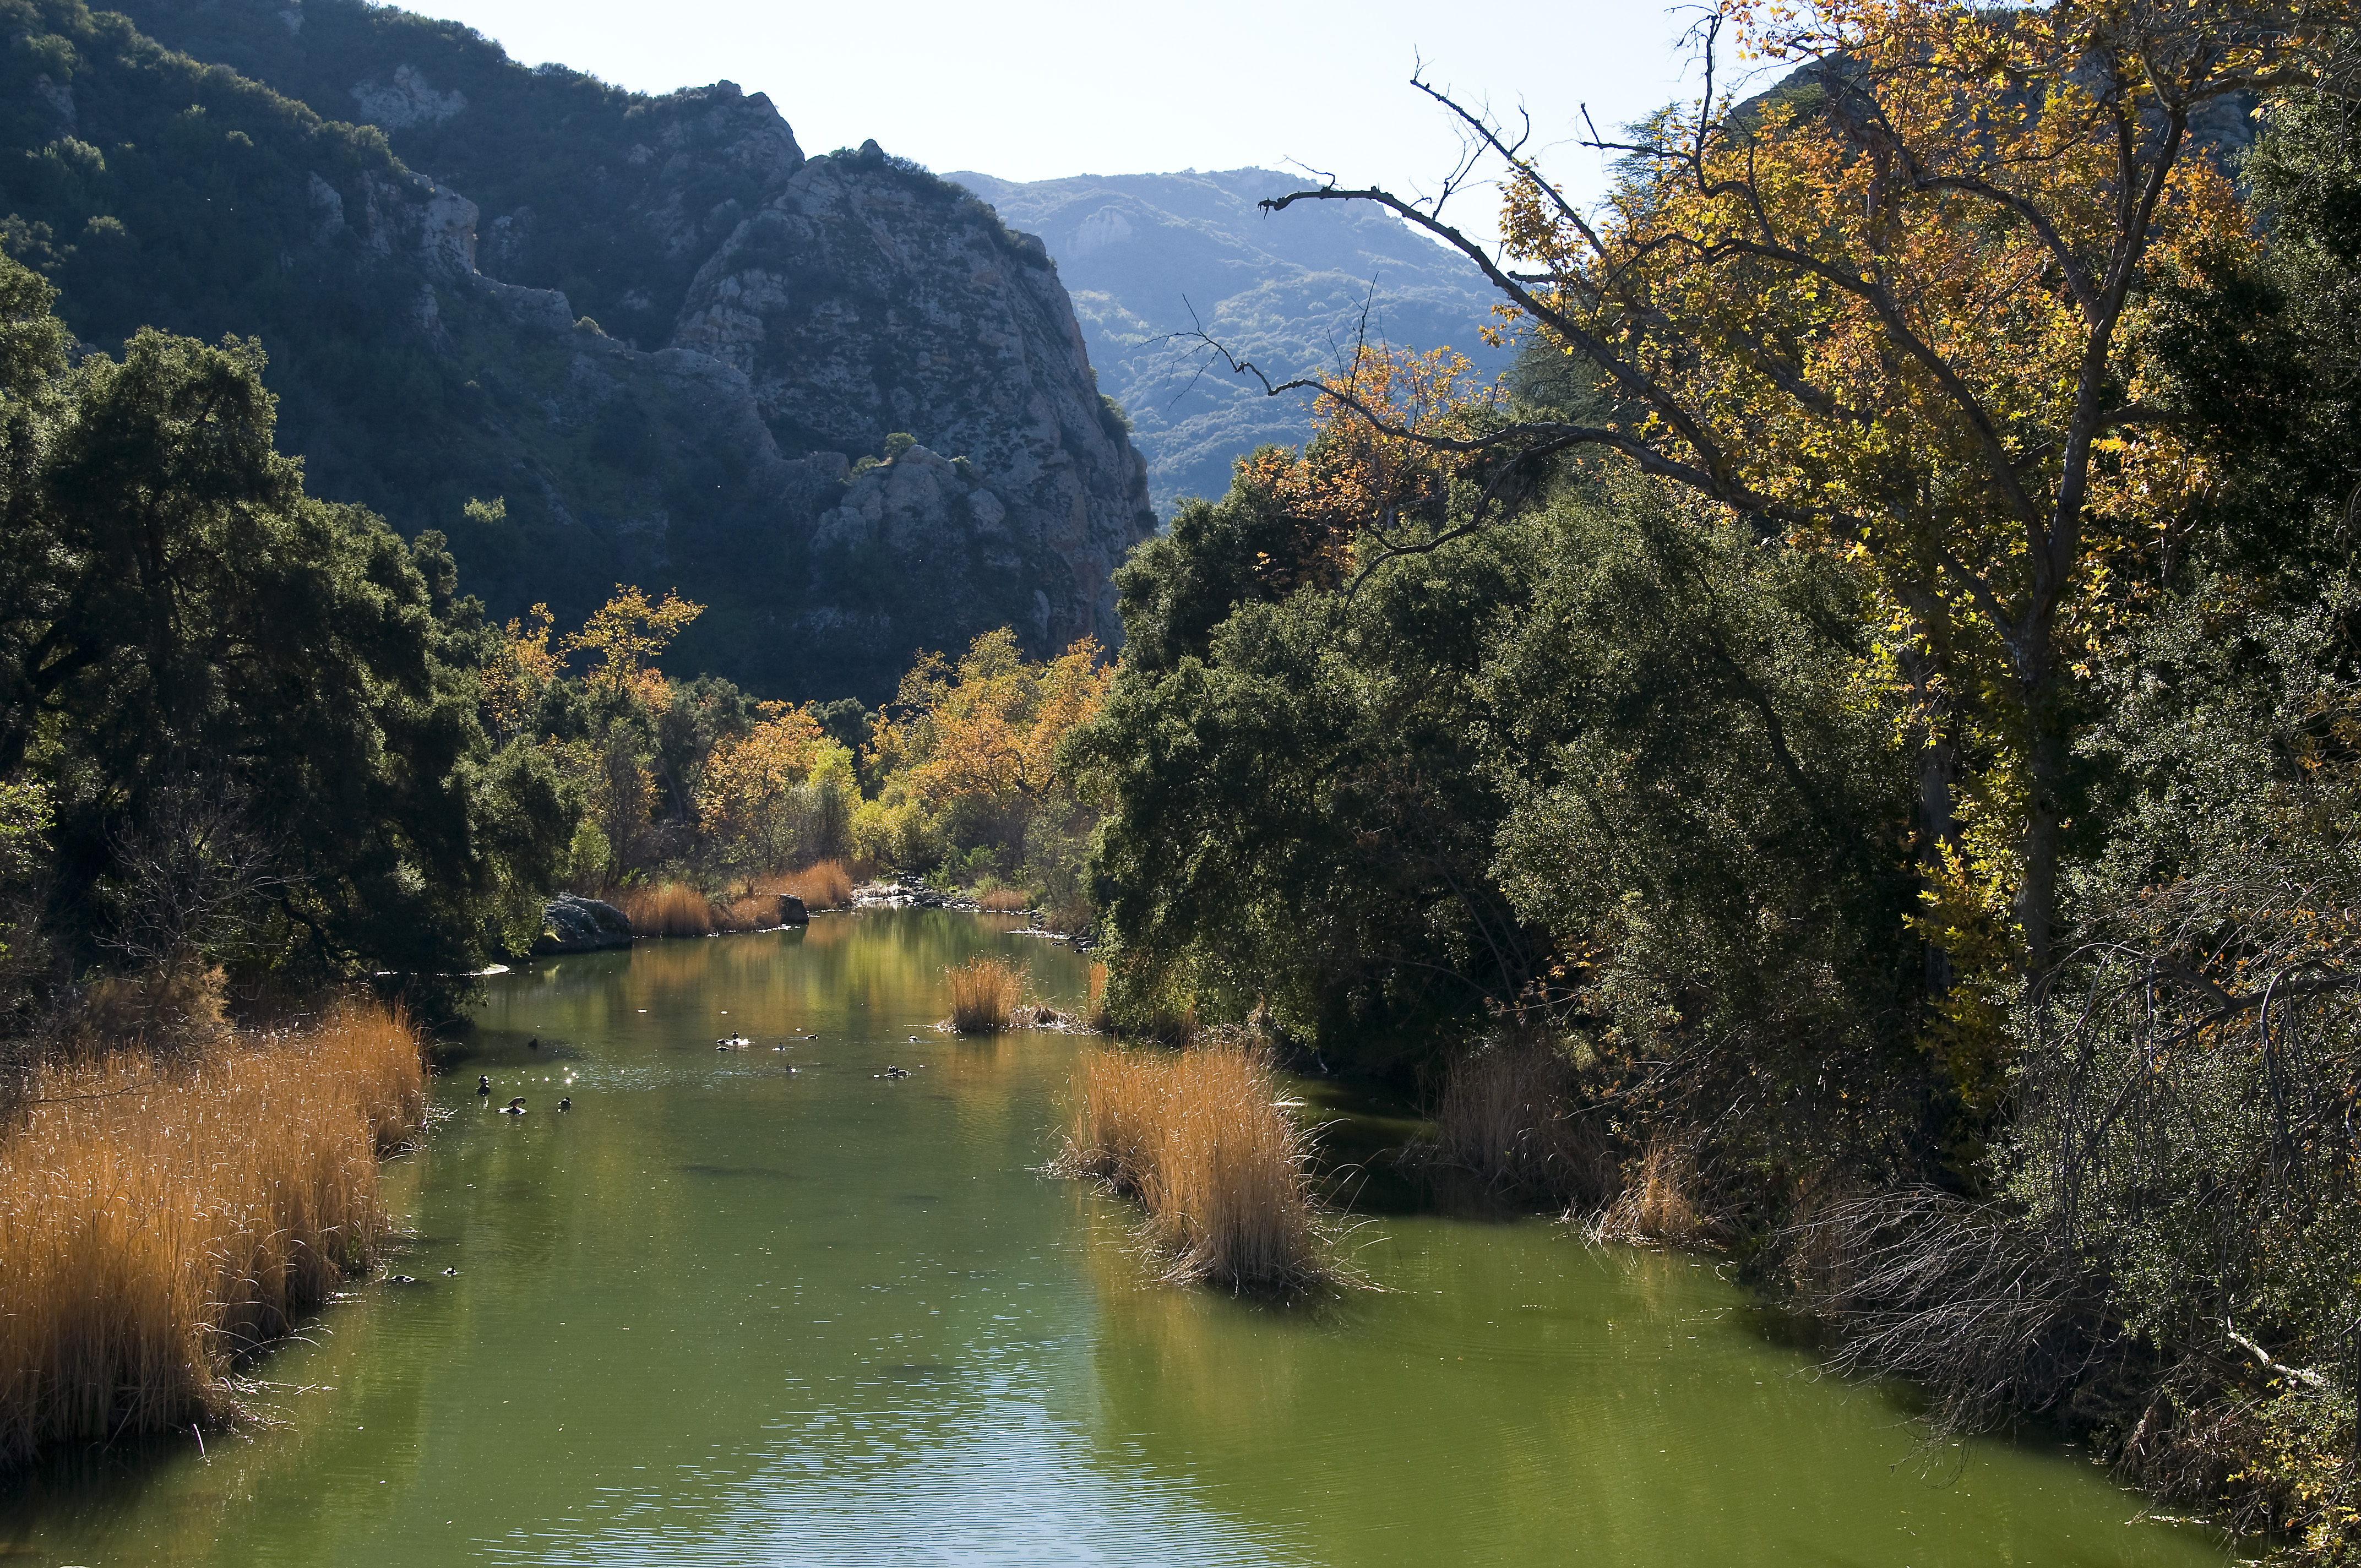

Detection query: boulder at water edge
xmin=535 ymin=895 xmax=635 ymax=954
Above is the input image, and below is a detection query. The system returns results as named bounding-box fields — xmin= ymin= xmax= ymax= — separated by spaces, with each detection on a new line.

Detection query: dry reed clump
xmin=945 ymin=956 xmax=1025 ymax=1033
xmin=0 ymin=1006 xmax=426 ymax=1465
xmin=976 ymin=887 xmax=1031 ymax=913
xmin=74 ymin=960 xmax=231 ymax=1058
xmin=1591 ymin=1135 xmax=1719 ymax=1249
xmin=761 ymin=860 xmax=853 ymax=910
xmin=610 ymin=882 xmax=715 ymax=938
xmin=1085 ymin=962 xmax=1111 ymax=1033
xmin=1427 ymin=1034 xmax=1618 ymax=1204
xmin=710 ymin=893 xmax=781 ymax=933
xmin=1059 ymin=1041 xmax=1332 ymax=1291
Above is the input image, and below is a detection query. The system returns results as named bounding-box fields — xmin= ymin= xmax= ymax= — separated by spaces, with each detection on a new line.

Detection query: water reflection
xmin=0 ymin=913 xmax=2227 ymax=1567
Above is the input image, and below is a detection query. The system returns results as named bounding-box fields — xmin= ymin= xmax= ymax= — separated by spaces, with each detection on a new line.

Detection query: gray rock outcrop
xmin=534 ymin=895 xmax=634 ymax=955
xmin=103 ymin=1 xmax=1160 ymax=701
xmin=672 ymin=147 xmax=1154 ymax=654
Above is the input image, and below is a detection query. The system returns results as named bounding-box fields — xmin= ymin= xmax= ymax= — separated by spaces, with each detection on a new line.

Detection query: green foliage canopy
xmin=0 ymin=254 xmax=572 ymax=1009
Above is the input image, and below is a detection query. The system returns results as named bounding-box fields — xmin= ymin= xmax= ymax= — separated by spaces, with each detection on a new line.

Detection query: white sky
xmin=395 ymin=0 xmax=1729 ymax=236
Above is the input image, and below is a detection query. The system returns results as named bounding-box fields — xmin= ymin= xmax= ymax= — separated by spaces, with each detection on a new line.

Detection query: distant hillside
xmin=949 ymin=168 xmax=1513 ymax=515
xmin=13 ymin=0 xmax=1155 ymax=701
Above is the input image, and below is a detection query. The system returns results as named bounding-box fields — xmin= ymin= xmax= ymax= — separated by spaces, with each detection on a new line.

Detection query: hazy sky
xmin=395 ymin=0 xmax=1734 ymax=234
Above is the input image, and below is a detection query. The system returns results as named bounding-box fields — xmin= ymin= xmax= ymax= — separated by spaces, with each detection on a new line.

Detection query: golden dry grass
xmin=945 ymin=956 xmax=1025 ymax=1033
xmin=610 ymin=882 xmax=715 ymax=938
xmin=760 ymin=860 xmax=853 ymax=910
xmin=710 ymin=894 xmax=780 ymax=933
xmin=976 ymin=888 xmax=1031 ymax=913
xmin=1060 ymin=1041 xmax=1330 ymax=1291
xmin=1429 ymin=1035 xmax=1617 ymax=1203
xmin=1591 ymin=1135 xmax=1718 ymax=1249
xmin=0 ymin=1006 xmax=425 ymax=1464
xmin=1086 ymin=962 xmax=1111 ymax=1033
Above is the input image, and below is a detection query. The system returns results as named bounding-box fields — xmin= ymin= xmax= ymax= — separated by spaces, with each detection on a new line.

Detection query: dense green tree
xmin=1108 ymin=447 xmax=1350 ymax=679
xmin=0 ymin=254 xmax=572 ymax=1015
xmin=1076 ymin=508 xmax=1531 ymax=1067
xmin=1483 ymin=478 xmax=1930 ymax=1186
xmin=652 ymin=674 xmax=757 ymax=823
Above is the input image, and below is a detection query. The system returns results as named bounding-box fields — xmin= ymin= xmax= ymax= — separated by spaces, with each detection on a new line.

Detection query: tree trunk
xmin=1897 ymin=596 xmax=1962 ymax=1001
xmin=2018 ymin=673 xmax=2066 ymax=977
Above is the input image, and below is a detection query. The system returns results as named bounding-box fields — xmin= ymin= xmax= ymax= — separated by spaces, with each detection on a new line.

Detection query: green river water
xmin=1 ymin=912 xmax=2234 ymax=1566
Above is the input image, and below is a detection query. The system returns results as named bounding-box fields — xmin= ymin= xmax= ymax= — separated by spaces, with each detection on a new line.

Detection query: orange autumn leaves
xmin=1494 ymin=0 xmax=2265 ymax=640
xmin=1232 ymin=344 xmax=1499 ymax=594
xmin=870 ymin=628 xmax=1114 ymax=812
xmin=698 ymin=704 xmax=851 ymax=875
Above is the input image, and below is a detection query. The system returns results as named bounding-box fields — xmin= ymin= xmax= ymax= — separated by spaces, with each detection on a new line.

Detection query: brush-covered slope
xmin=12 ymin=0 xmax=1155 ymax=700
xmin=948 ymin=167 xmax=1513 ymax=514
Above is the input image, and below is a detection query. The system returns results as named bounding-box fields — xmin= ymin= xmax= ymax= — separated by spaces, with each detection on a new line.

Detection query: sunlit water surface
xmin=2 ymin=912 xmax=2228 ymax=1565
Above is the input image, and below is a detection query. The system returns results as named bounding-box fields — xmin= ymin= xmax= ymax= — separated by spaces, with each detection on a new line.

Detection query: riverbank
xmin=4 ymin=917 xmax=2221 ymax=1566
xmin=0 ymin=1008 xmax=425 ymax=1466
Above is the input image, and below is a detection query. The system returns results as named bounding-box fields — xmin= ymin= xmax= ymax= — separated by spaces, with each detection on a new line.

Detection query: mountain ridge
xmin=16 ymin=0 xmax=1154 ymax=700
xmin=948 ymin=165 xmax=1514 ymax=513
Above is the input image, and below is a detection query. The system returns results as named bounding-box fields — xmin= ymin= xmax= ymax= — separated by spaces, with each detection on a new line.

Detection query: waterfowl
xmin=477 ymin=1075 xmax=492 ymax=1096
xmin=874 ymin=1064 xmax=912 ymax=1079
xmin=557 ymin=1097 xmax=572 ymax=1112
xmin=501 ymin=1096 xmax=527 ymax=1115
xmin=717 ymin=1034 xmax=751 ymax=1049
xmin=527 ymin=1036 xmax=540 ymax=1050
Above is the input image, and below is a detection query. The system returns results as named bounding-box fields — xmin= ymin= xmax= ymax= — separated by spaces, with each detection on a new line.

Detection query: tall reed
xmin=1061 ymin=1041 xmax=1329 ymax=1291
xmin=1428 ymin=1034 xmax=1618 ymax=1204
xmin=0 ymin=1006 xmax=425 ymax=1465
xmin=610 ymin=881 xmax=715 ymax=938
xmin=976 ymin=888 xmax=1031 ymax=913
xmin=945 ymin=956 xmax=1024 ymax=1033
xmin=1591 ymin=1135 xmax=1717 ymax=1249
xmin=710 ymin=893 xmax=779 ymax=933
xmin=761 ymin=859 xmax=853 ymax=910
xmin=1086 ymin=962 xmax=1111 ymax=1033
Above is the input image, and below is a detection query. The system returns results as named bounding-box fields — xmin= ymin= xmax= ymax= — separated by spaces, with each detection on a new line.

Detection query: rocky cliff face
xmin=78 ymin=0 xmax=1156 ymax=698
xmin=672 ymin=140 xmax=1150 ymax=652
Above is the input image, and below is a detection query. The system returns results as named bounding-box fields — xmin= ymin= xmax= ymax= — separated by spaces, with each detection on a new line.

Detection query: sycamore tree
xmin=1232 ymin=0 xmax=2338 ymax=989
xmin=695 ymin=703 xmax=856 ymax=885
xmin=561 ymin=584 xmax=704 ymax=701
xmin=545 ymin=586 xmax=703 ymax=881
xmin=860 ymin=629 xmax=1114 ymax=891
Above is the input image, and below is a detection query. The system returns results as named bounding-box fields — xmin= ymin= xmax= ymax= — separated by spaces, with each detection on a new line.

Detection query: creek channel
xmin=2 ymin=910 xmax=2231 ymax=1565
